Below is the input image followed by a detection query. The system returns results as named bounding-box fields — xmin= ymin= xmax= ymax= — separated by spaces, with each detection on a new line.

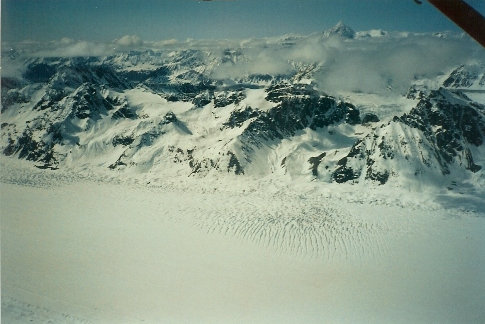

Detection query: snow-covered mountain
xmin=2 ymin=24 xmax=484 ymax=192
xmin=332 ymin=88 xmax=485 ymax=186
xmin=322 ymin=21 xmax=356 ymax=39
xmin=442 ymin=63 xmax=485 ymax=89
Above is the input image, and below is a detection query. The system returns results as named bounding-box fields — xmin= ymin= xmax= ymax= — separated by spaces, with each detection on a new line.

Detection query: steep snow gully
xmin=1 ymin=24 xmax=485 ymax=323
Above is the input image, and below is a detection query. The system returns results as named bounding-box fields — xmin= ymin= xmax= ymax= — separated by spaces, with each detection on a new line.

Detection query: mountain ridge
xmin=2 ymin=25 xmax=484 ymax=191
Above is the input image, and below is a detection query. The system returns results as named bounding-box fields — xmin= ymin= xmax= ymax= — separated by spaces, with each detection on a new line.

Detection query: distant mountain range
xmin=2 ymin=23 xmax=484 ymax=190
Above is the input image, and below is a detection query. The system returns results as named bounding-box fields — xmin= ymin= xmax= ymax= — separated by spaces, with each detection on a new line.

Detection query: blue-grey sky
xmin=2 ymin=0 xmax=485 ymax=42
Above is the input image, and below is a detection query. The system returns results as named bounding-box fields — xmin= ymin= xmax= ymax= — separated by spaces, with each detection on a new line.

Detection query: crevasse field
xmin=1 ymin=158 xmax=484 ymax=323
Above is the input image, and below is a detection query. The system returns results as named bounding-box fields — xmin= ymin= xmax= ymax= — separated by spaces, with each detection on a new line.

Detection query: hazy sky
xmin=2 ymin=0 xmax=485 ymax=42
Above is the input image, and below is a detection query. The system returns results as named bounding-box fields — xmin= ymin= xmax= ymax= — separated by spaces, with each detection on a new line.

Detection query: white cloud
xmin=33 ymin=41 xmax=115 ymax=57
xmin=3 ymin=30 xmax=483 ymax=91
xmin=211 ymin=32 xmax=484 ymax=94
xmin=151 ymin=39 xmax=179 ymax=47
xmin=212 ymin=46 xmax=293 ymax=79
xmin=313 ymin=35 xmax=484 ymax=95
xmin=59 ymin=37 xmax=75 ymax=45
xmin=114 ymin=35 xmax=144 ymax=47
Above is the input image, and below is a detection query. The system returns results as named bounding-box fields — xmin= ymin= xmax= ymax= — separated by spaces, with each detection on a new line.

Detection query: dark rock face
xmin=161 ymin=112 xmax=179 ymax=125
xmin=154 ymin=82 xmax=216 ymax=102
xmin=3 ymin=128 xmax=58 ymax=168
xmin=332 ymin=138 xmax=394 ymax=185
xmin=147 ymin=66 xmax=171 ymax=83
xmin=108 ymin=153 xmax=128 ymax=169
xmin=112 ymin=135 xmax=134 ymax=147
xmin=188 ymin=158 xmax=218 ymax=176
xmin=70 ymin=85 xmax=114 ymax=120
xmin=33 ymin=89 xmax=66 ymax=111
xmin=333 ymin=165 xmax=360 ymax=183
xmin=246 ymin=74 xmax=274 ymax=83
xmin=164 ymin=146 xmax=245 ymax=176
xmin=227 ymin=151 xmax=244 ymax=175
xmin=332 ymin=143 xmax=363 ymax=183
xmin=168 ymin=146 xmax=211 ymax=176
xmin=365 ymin=168 xmax=390 ymax=185
xmin=399 ymin=89 xmax=484 ymax=165
xmin=308 ymin=152 xmax=326 ymax=176
xmin=332 ymin=88 xmax=485 ymax=184
xmin=122 ymin=70 xmax=152 ymax=83
xmin=214 ymin=91 xmax=245 ymax=108
xmin=443 ymin=65 xmax=484 ymax=88
xmin=361 ymin=113 xmax=380 ymax=124
xmin=112 ymin=106 xmax=137 ymax=119
xmin=241 ymin=84 xmax=359 ymax=145
xmin=50 ymin=62 xmax=130 ymax=90
xmin=223 ymin=106 xmax=260 ymax=129
xmin=265 ymin=83 xmax=316 ymax=103
xmin=192 ymin=91 xmax=213 ymax=108
xmin=24 ymin=63 xmax=56 ymax=83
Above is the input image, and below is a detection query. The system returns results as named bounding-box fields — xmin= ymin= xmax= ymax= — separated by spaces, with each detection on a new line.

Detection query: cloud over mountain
xmin=114 ymin=35 xmax=144 ymax=47
xmin=210 ymin=31 xmax=483 ymax=95
xmin=3 ymin=25 xmax=484 ymax=97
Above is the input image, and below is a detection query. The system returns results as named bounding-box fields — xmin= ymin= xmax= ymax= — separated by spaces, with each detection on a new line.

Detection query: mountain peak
xmin=324 ymin=21 xmax=355 ymax=39
xmin=335 ymin=21 xmax=347 ymax=28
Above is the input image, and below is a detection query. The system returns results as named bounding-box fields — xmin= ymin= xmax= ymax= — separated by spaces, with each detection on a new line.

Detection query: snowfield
xmin=1 ymin=158 xmax=484 ymax=323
